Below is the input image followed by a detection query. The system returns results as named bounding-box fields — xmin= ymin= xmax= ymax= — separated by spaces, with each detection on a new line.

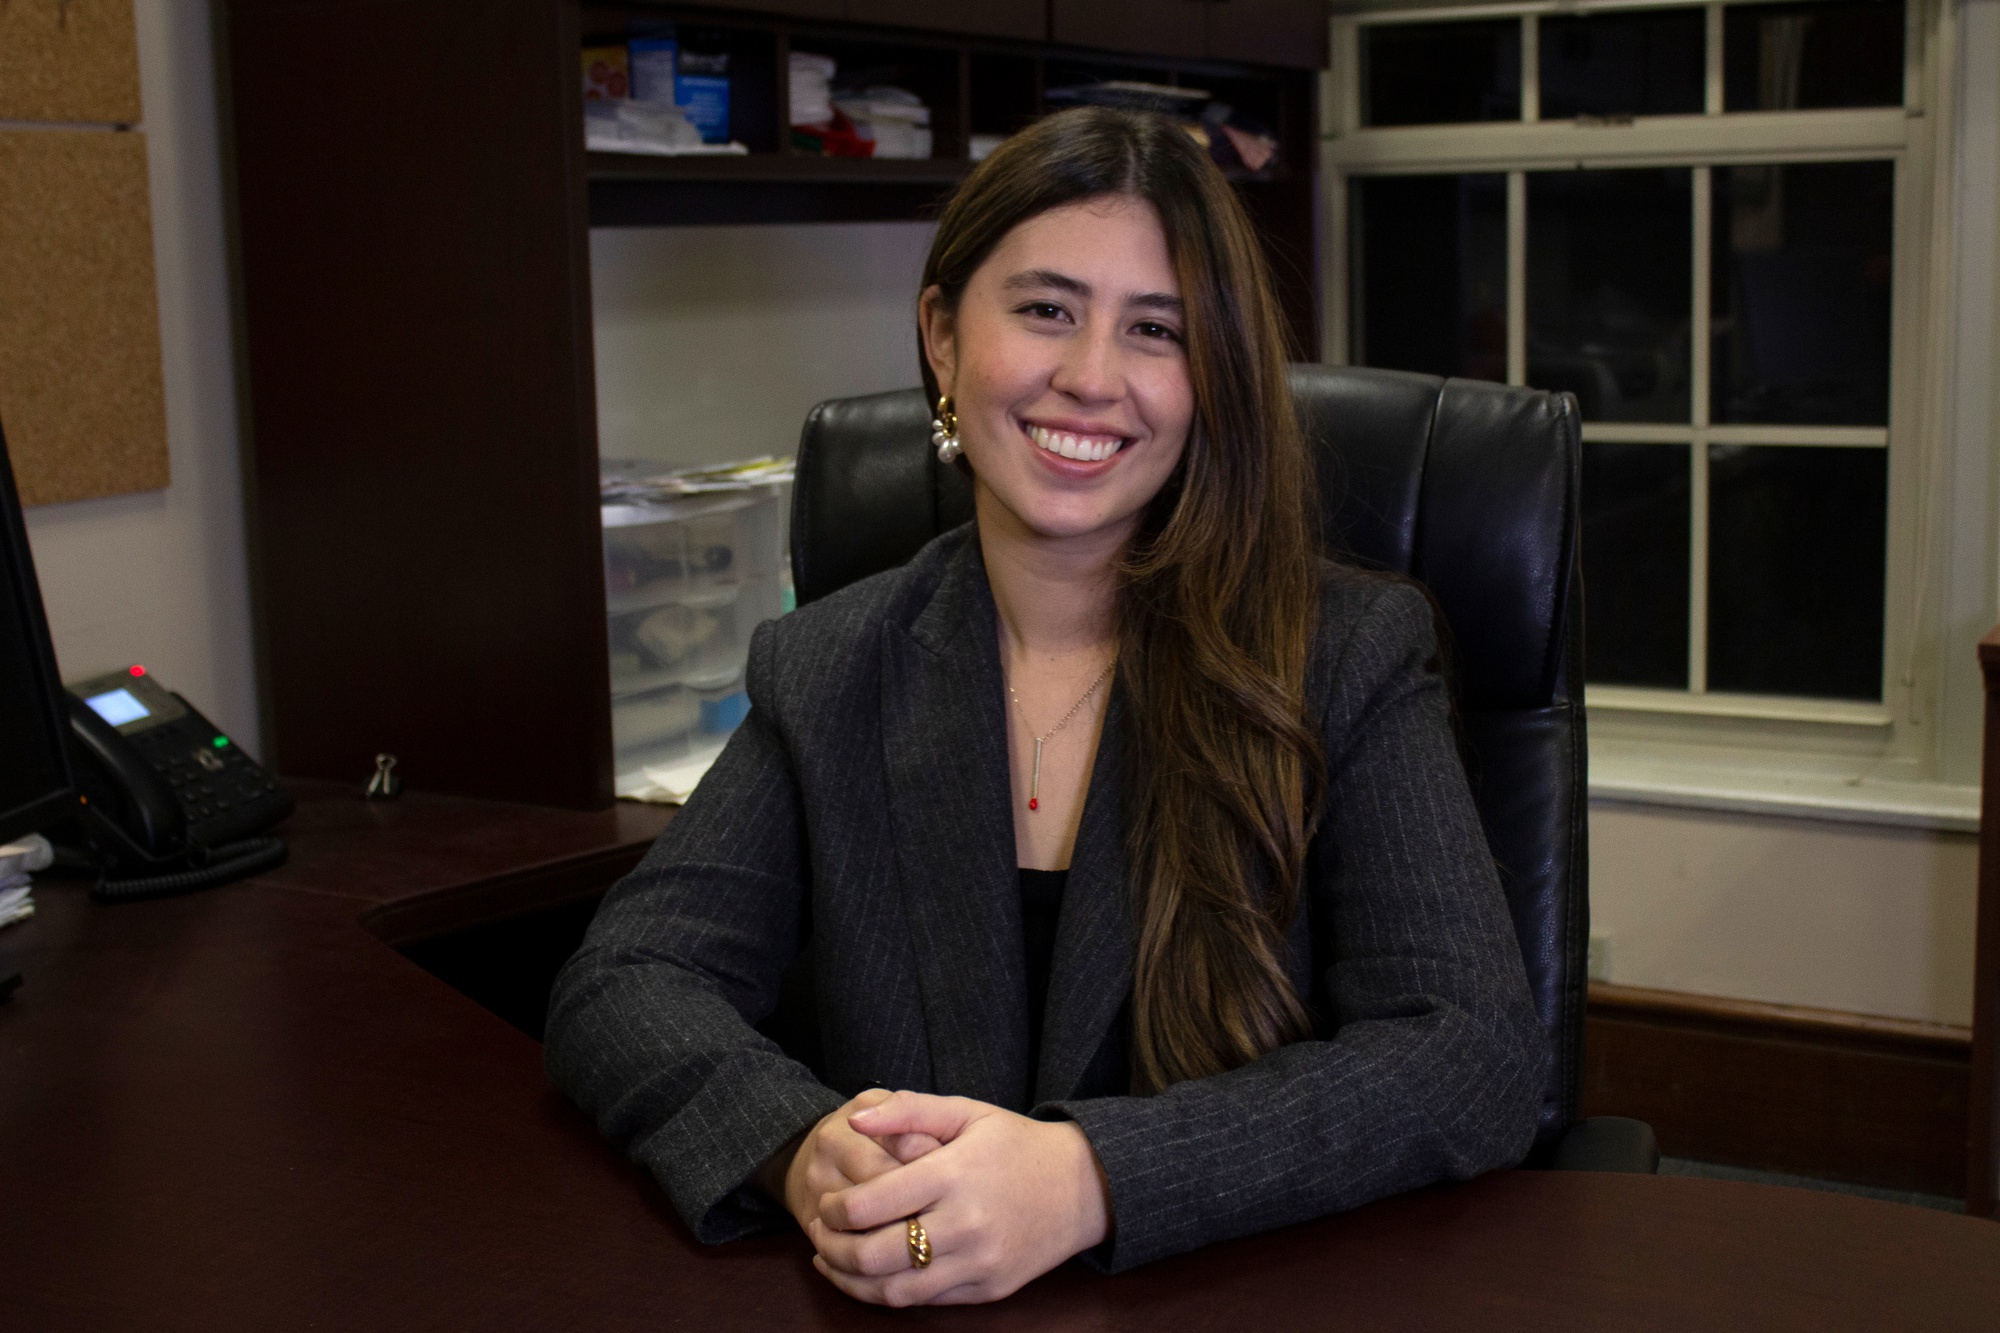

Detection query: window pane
xmin=1583 ymin=443 xmax=1691 ymax=688
xmin=1350 ymin=174 xmax=1507 ymax=382
xmin=1707 ymin=445 xmax=1886 ymax=699
xmin=1723 ymin=1 xmax=1905 ymax=111
xmin=1363 ymin=20 xmax=1522 ymax=127
xmin=1712 ymin=161 xmax=1893 ymax=426
xmin=1539 ymin=9 xmax=1706 ymax=120
xmin=1527 ymin=168 xmax=1692 ymax=423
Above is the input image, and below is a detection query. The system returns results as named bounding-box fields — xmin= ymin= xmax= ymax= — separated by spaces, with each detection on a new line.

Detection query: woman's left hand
xmin=804 ymin=1090 xmax=1113 ymax=1306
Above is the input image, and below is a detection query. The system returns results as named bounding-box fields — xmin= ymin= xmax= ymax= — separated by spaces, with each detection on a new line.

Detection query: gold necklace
xmin=1005 ymin=659 xmax=1115 ymax=812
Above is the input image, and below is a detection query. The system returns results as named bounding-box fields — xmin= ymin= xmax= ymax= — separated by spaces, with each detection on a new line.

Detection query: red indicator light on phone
xmin=129 ymin=664 xmax=146 ymax=676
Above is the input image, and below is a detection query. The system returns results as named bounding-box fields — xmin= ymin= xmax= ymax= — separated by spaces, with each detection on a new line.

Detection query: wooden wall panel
xmin=223 ymin=0 xmax=613 ymax=808
xmin=0 ymin=130 xmax=169 ymax=507
xmin=0 ymin=0 xmax=143 ymax=124
xmin=1584 ymin=982 xmax=1972 ymax=1199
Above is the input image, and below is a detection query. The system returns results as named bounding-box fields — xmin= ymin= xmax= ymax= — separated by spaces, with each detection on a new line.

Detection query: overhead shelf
xmin=585 ymin=151 xmax=973 ymax=185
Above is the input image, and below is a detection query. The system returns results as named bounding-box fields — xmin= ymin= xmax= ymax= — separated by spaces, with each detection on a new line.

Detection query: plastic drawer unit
xmin=601 ymin=484 xmax=784 ymax=799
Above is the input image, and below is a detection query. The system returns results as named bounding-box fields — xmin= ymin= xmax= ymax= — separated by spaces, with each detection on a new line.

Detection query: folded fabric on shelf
xmin=832 ymin=86 xmax=932 ymax=160
xmin=788 ymin=51 xmax=836 ymax=127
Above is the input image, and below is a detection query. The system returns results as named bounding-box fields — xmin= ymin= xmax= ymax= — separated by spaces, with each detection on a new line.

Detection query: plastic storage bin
xmin=602 ymin=482 xmax=784 ymax=798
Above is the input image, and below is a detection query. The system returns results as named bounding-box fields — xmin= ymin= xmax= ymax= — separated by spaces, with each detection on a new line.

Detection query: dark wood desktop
xmin=3 ymin=782 xmax=1997 ymax=1330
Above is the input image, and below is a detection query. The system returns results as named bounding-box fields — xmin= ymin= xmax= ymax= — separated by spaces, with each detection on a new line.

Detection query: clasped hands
xmin=763 ymin=1087 xmax=1112 ymax=1306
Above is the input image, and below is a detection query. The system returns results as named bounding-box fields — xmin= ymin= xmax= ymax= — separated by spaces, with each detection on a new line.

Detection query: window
xmin=1330 ymin=0 xmax=1923 ymax=725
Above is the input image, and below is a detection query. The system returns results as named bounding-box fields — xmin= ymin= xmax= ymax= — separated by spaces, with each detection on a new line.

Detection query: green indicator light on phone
xmin=213 ymin=736 xmax=229 ymax=748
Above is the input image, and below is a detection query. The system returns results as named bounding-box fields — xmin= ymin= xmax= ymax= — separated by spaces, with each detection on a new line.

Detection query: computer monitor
xmin=0 ymin=419 xmax=77 ymax=845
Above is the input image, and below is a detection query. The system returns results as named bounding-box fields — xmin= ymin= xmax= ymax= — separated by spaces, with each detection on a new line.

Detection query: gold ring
xmin=906 ymin=1217 xmax=932 ymax=1269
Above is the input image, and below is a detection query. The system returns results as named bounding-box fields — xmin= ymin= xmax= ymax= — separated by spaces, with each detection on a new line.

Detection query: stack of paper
xmin=0 ymin=835 xmax=53 ymax=929
xmin=599 ymin=456 xmax=794 ymax=505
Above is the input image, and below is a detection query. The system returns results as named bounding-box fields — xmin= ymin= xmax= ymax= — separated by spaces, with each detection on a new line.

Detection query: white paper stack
xmin=833 ymin=87 xmax=933 ymax=159
xmin=584 ymin=98 xmax=751 ymax=155
xmin=789 ymin=51 xmax=836 ymax=126
xmin=0 ymin=835 xmax=53 ymax=930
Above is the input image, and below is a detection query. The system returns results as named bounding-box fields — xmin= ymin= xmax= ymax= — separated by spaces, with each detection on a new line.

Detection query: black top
xmin=1018 ymin=868 xmax=1068 ymax=1065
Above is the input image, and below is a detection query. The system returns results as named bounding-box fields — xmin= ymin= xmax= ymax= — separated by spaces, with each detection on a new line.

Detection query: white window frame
xmin=1321 ymin=0 xmax=1986 ymax=830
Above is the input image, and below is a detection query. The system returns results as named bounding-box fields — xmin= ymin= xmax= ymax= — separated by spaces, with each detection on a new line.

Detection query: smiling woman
xmin=546 ymin=108 xmax=1546 ymax=1307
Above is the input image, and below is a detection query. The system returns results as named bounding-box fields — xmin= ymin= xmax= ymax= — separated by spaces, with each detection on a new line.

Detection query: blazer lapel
xmin=879 ymin=536 xmax=1032 ymax=1110
xmin=1036 ymin=688 xmax=1134 ymax=1103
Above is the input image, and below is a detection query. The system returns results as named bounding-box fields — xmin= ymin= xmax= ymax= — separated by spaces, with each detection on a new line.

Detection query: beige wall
xmin=589 ymin=221 xmax=935 ymax=471
xmin=21 ymin=0 xmax=260 ymax=757
xmin=1589 ymin=802 xmax=1979 ymax=1026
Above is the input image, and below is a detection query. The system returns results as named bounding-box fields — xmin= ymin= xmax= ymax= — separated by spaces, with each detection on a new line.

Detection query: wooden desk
xmin=4 ymin=784 xmax=1998 ymax=1330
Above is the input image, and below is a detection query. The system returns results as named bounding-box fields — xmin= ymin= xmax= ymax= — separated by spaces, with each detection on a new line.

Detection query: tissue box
xmin=675 ymin=72 xmax=730 ymax=143
xmin=581 ymin=46 xmax=629 ymax=100
xmin=628 ymin=36 xmax=679 ymax=104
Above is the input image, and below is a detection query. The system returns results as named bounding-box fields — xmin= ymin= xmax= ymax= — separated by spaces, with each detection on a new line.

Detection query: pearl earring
xmin=931 ymin=395 xmax=961 ymax=464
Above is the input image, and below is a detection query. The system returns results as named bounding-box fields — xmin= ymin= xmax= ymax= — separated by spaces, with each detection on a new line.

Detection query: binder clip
xmin=365 ymin=752 xmax=402 ymax=800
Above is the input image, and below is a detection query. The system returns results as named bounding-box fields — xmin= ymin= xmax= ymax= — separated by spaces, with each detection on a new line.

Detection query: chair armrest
xmin=1547 ymin=1116 xmax=1660 ymax=1173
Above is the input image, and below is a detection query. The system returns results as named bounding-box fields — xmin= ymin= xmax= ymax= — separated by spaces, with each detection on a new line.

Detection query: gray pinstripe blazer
xmin=544 ymin=524 xmax=1545 ymax=1273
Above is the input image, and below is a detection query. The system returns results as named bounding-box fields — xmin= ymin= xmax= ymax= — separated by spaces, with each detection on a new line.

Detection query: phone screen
xmin=84 ymin=688 xmax=151 ymax=729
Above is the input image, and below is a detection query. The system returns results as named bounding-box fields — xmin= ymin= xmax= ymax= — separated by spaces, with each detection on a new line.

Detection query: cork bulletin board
xmin=0 ymin=0 xmax=142 ymax=124
xmin=0 ymin=0 xmax=167 ymax=507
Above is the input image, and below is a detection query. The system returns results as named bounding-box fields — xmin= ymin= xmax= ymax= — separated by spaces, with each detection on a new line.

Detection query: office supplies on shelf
xmin=627 ymin=32 xmax=730 ymax=144
xmin=627 ymin=35 xmax=680 ymax=105
xmin=788 ymin=50 xmax=836 ymax=126
xmin=676 ymin=48 xmax=730 ymax=144
xmin=580 ymin=45 xmax=629 ymax=100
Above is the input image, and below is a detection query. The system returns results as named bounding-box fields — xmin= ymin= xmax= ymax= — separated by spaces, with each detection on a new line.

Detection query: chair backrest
xmin=791 ymin=364 xmax=1588 ymax=1152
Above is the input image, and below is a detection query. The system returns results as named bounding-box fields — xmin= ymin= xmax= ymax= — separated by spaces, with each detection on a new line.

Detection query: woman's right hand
xmin=765 ymin=1088 xmax=943 ymax=1230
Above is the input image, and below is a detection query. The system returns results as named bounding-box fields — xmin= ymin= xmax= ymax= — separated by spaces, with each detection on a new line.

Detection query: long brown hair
xmin=920 ymin=108 xmax=1324 ymax=1094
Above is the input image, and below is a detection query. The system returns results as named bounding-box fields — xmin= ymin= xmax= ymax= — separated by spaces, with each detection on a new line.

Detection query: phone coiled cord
xmin=89 ymin=837 xmax=289 ymax=903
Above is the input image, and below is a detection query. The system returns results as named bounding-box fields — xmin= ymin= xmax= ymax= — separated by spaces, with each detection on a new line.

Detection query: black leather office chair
xmin=791 ymin=364 xmax=1657 ymax=1173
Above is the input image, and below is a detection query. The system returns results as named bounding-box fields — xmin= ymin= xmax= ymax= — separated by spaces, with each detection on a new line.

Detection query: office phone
xmin=61 ymin=665 xmax=293 ymax=901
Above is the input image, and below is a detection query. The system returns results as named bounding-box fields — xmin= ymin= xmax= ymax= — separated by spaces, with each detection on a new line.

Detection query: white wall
xmin=589 ymin=221 xmax=935 ymax=470
xmin=21 ymin=0 xmax=261 ymax=758
xmin=1589 ymin=802 xmax=1979 ymax=1024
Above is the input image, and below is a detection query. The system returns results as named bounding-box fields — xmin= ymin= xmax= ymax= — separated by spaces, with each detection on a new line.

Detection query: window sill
xmin=1586 ymin=684 xmax=1893 ymax=729
xmin=1587 ymin=737 xmax=1980 ymax=834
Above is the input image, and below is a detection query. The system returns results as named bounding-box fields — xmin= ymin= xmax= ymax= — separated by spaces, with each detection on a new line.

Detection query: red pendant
xmin=1028 ymin=798 xmax=1039 ymax=811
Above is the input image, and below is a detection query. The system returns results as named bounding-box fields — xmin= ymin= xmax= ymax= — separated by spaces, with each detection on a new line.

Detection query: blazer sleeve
xmin=1039 ymin=580 xmax=1547 ymax=1272
xmin=543 ymin=619 xmax=845 ymax=1244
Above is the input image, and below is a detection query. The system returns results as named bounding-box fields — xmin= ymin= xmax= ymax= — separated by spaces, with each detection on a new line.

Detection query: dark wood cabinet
xmin=689 ymin=0 xmax=843 ymax=16
xmin=223 ymin=0 xmax=611 ymax=810
xmin=1207 ymin=0 xmax=1328 ymax=69
xmin=847 ymin=0 xmax=1043 ymax=40
xmin=1054 ymin=0 xmax=1326 ymax=69
xmin=1052 ymin=0 xmax=1209 ymax=60
xmin=220 ymin=0 xmax=1323 ymax=809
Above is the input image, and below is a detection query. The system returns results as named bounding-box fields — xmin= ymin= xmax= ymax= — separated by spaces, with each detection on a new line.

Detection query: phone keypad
xmin=129 ymin=723 xmax=288 ymax=838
